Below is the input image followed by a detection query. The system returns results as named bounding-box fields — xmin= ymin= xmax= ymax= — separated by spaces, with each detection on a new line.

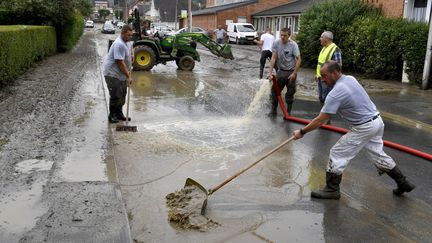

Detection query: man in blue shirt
xmin=103 ymin=25 xmax=134 ymax=123
xmin=293 ymin=61 xmax=415 ymax=200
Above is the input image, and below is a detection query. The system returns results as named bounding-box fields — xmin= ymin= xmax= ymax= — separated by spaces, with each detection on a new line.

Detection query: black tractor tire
xmin=133 ymin=45 xmax=156 ymax=71
xmin=178 ymin=56 xmax=195 ymax=71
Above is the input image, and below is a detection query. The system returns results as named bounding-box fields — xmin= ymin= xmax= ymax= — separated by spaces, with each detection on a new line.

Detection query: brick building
xmin=189 ymin=0 xmax=300 ymax=33
xmin=190 ymin=0 xmax=431 ymax=34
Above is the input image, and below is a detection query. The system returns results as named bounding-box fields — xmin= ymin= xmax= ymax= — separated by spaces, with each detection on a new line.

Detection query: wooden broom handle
xmin=209 ymin=136 xmax=295 ymax=195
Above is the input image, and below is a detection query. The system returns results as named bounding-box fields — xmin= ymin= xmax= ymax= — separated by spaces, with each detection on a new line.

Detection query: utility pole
xmin=422 ymin=19 xmax=432 ymax=90
xmin=188 ymin=0 xmax=192 ymax=32
xmin=175 ymin=0 xmax=178 ymax=30
xmin=123 ymin=0 xmax=128 ymax=22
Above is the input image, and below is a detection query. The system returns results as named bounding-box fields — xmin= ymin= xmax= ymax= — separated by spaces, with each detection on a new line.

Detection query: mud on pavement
xmin=0 ymin=30 xmax=130 ymax=242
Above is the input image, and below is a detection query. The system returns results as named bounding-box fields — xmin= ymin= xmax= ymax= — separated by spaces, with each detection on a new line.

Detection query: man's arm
xmin=268 ymin=49 xmax=277 ymax=77
xmin=292 ymin=112 xmax=331 ymax=139
xmin=289 ymin=55 xmax=301 ymax=81
xmin=332 ymin=48 xmax=342 ymax=66
xmin=115 ymin=60 xmax=132 ymax=84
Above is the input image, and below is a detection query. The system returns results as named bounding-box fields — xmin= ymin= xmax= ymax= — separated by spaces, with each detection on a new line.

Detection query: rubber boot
xmin=286 ymin=103 xmax=293 ymax=115
xmin=108 ymin=113 xmax=119 ymax=123
xmin=108 ymin=106 xmax=119 ymax=123
xmin=311 ymin=172 xmax=342 ymax=199
xmin=259 ymin=69 xmax=264 ymax=79
xmin=386 ymin=166 xmax=415 ymax=196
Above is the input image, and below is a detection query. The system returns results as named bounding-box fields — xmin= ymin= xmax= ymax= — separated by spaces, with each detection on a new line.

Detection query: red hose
xmin=281 ymin=113 xmax=432 ymax=161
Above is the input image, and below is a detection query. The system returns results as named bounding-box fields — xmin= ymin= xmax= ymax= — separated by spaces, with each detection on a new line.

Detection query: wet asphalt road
xmin=0 ymin=26 xmax=430 ymax=242
xmin=94 ymin=30 xmax=432 ymax=241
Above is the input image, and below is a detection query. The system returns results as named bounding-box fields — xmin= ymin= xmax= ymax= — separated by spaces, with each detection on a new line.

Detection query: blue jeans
xmin=318 ymin=80 xmax=332 ymax=104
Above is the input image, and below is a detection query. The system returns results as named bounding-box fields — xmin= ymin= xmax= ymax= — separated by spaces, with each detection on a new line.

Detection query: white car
xmin=85 ymin=20 xmax=94 ymax=28
xmin=117 ymin=21 xmax=125 ymax=29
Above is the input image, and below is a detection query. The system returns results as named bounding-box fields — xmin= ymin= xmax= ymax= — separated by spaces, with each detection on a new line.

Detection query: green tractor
xmin=130 ymin=9 xmax=234 ymax=71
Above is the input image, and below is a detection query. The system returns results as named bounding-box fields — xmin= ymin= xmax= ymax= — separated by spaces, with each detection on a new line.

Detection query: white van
xmin=227 ymin=23 xmax=258 ymax=44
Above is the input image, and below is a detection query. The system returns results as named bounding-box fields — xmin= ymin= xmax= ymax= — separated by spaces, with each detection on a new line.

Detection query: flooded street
xmin=95 ymin=31 xmax=432 ymax=242
xmin=0 ymin=26 xmax=430 ymax=242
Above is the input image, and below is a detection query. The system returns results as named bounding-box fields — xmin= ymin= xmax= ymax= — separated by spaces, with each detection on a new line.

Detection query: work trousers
xmin=327 ymin=116 xmax=396 ymax=175
xmin=318 ymin=79 xmax=332 ymax=104
xmin=260 ymin=50 xmax=272 ymax=75
xmin=270 ymin=70 xmax=296 ymax=111
xmin=105 ymin=76 xmax=127 ymax=117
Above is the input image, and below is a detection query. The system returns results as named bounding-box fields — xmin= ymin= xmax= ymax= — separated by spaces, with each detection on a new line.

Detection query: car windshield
xmin=237 ymin=25 xmax=255 ymax=32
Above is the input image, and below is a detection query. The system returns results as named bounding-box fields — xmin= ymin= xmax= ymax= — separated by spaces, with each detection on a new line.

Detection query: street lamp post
xmin=188 ymin=0 xmax=192 ymax=32
xmin=175 ymin=0 xmax=178 ymax=30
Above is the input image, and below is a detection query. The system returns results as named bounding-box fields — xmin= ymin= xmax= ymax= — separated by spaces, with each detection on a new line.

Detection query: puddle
xmin=0 ymin=159 xmax=51 ymax=238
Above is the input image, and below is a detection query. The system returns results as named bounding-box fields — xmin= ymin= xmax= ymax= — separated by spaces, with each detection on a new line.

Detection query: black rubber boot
xmin=311 ymin=172 xmax=342 ymax=199
xmin=286 ymin=103 xmax=293 ymax=115
xmin=108 ymin=114 xmax=119 ymax=123
xmin=386 ymin=166 xmax=415 ymax=196
xmin=116 ymin=112 xmax=131 ymax=121
xmin=259 ymin=69 xmax=264 ymax=79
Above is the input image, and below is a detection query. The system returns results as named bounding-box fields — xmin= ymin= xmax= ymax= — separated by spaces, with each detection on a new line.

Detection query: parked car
xmin=227 ymin=23 xmax=258 ymax=44
xmin=102 ymin=21 xmax=115 ymax=34
xmin=117 ymin=21 xmax=126 ymax=29
xmin=85 ymin=20 xmax=94 ymax=28
xmin=167 ymin=27 xmax=210 ymax=37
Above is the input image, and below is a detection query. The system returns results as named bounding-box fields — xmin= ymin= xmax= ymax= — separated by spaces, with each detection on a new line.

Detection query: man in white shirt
xmin=255 ymin=27 xmax=276 ymax=79
xmin=214 ymin=25 xmax=227 ymax=44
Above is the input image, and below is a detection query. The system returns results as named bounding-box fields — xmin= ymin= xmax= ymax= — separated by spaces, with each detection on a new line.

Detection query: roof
xmin=192 ymin=0 xmax=258 ymax=16
xmin=252 ymin=0 xmax=315 ymax=16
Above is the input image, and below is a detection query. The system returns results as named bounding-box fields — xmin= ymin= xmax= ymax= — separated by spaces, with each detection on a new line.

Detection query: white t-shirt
xmin=260 ymin=33 xmax=275 ymax=51
xmin=321 ymin=75 xmax=378 ymax=125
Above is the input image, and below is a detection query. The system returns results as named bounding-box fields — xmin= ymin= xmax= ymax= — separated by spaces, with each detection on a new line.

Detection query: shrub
xmin=346 ymin=17 xmax=428 ymax=82
xmin=400 ymin=21 xmax=428 ymax=84
xmin=57 ymin=12 xmax=84 ymax=52
xmin=296 ymin=0 xmax=381 ymax=67
xmin=1 ymin=0 xmax=89 ymax=52
xmin=0 ymin=26 xmax=56 ymax=86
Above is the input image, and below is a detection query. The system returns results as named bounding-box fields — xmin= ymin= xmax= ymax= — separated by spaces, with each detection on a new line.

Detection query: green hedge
xmin=297 ymin=0 xmax=428 ymax=84
xmin=0 ymin=26 xmax=56 ymax=86
xmin=345 ymin=17 xmax=428 ymax=82
xmin=57 ymin=11 xmax=84 ymax=52
xmin=296 ymin=0 xmax=381 ymax=67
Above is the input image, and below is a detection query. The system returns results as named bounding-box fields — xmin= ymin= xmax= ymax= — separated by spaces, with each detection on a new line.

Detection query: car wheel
xmin=133 ymin=46 xmax=156 ymax=71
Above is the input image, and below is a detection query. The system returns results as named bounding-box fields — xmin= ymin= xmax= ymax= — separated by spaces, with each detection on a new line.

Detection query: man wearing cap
xmin=293 ymin=61 xmax=415 ymax=200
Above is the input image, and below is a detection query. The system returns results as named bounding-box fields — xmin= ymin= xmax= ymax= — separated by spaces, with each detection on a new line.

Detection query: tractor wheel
xmin=178 ymin=56 xmax=195 ymax=71
xmin=133 ymin=46 xmax=156 ymax=71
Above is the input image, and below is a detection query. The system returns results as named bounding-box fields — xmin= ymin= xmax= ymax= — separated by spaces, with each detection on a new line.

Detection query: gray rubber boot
xmin=311 ymin=172 xmax=342 ymax=200
xmin=386 ymin=166 xmax=415 ymax=196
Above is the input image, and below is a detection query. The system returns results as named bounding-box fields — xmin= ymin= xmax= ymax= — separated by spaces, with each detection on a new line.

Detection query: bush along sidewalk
xmin=0 ymin=26 xmax=56 ymax=87
xmin=297 ymin=0 xmax=428 ymax=85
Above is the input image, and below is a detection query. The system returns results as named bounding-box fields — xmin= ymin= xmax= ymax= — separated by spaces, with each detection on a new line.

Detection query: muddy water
xmin=166 ymin=186 xmax=218 ymax=231
xmin=110 ymin=60 xmax=329 ymax=242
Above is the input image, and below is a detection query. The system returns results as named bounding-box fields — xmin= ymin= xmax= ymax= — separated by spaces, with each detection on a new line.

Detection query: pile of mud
xmin=166 ymin=186 xmax=219 ymax=231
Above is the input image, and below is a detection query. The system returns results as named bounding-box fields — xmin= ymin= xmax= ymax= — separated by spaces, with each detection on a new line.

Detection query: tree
xmin=98 ymin=9 xmax=111 ymax=20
